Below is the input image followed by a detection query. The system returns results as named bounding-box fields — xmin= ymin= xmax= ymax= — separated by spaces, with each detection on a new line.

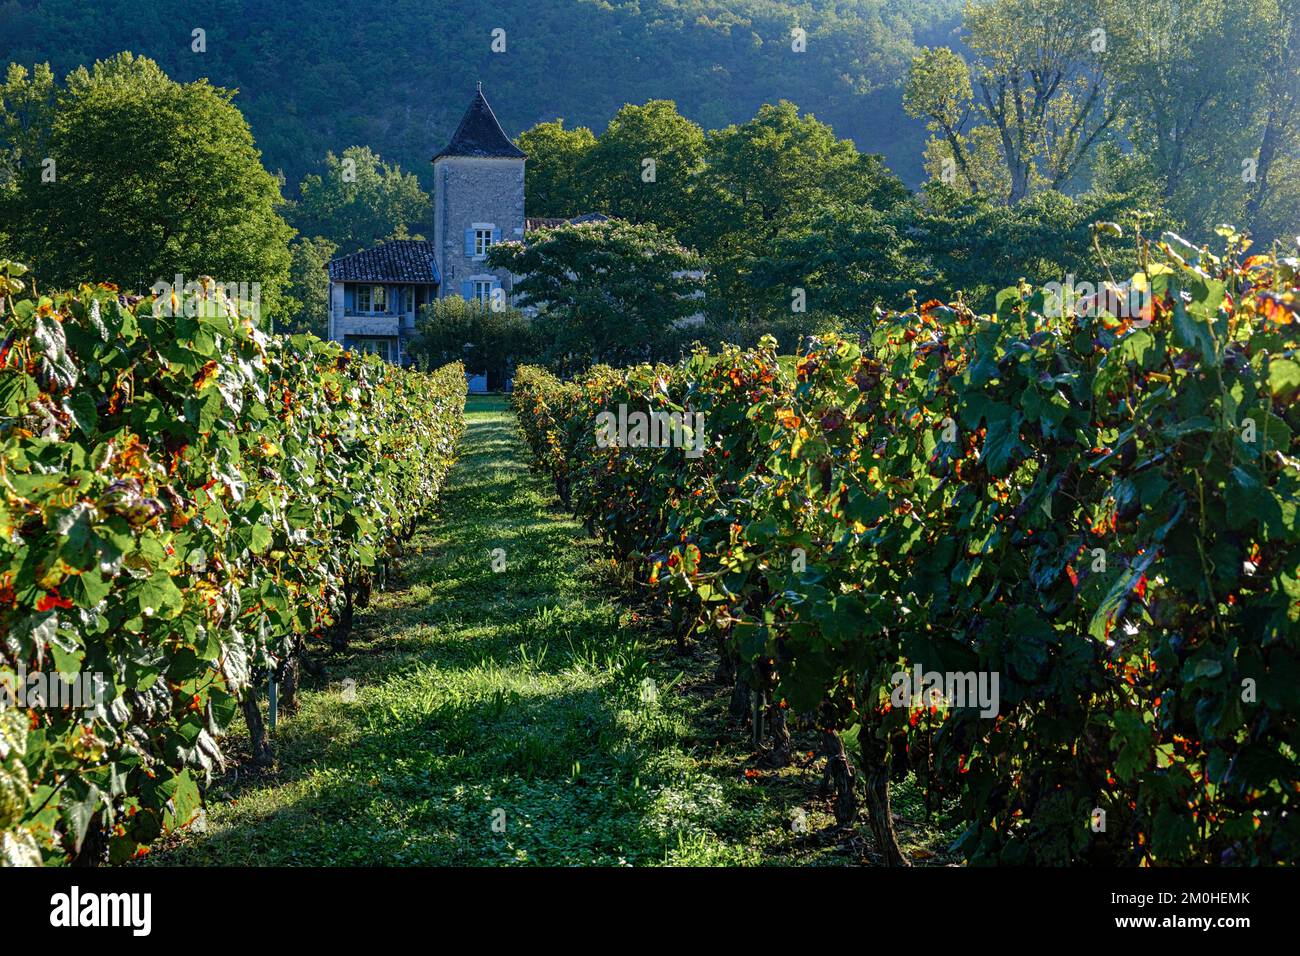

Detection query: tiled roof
xmin=326 ymin=240 xmax=441 ymax=283
xmin=433 ymin=88 xmax=526 ymax=161
xmin=524 ymin=213 xmax=610 ymax=231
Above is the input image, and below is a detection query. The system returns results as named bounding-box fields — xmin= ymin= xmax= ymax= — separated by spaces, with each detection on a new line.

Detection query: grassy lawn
xmin=148 ymin=395 xmax=957 ymax=866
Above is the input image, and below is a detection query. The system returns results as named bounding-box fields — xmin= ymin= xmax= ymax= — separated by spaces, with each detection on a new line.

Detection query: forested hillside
xmin=0 ymin=0 xmax=962 ymax=188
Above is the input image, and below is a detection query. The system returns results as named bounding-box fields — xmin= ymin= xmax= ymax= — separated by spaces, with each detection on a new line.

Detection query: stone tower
xmin=432 ymin=85 xmax=526 ymax=304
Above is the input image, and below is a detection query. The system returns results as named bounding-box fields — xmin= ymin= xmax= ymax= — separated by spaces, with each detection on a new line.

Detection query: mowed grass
xmin=147 ymin=395 xmax=959 ymax=866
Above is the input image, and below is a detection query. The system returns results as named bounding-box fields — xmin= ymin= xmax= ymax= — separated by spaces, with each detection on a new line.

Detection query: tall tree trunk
xmin=939 ymin=125 xmax=981 ymax=194
xmin=1007 ymin=158 xmax=1031 ymax=205
xmin=1246 ymin=107 xmax=1283 ymax=231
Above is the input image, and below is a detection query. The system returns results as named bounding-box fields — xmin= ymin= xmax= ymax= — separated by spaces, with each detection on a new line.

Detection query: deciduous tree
xmin=277 ymin=236 xmax=336 ymax=337
xmin=488 ymin=218 xmax=702 ymax=369
xmin=6 ymin=53 xmax=293 ymax=312
xmin=516 ymin=119 xmax=597 ymax=219
xmin=293 ymin=145 xmax=429 ymax=256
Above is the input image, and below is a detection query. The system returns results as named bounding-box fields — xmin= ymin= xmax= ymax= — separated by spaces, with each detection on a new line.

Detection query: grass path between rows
xmin=149 ymin=395 xmax=955 ymax=866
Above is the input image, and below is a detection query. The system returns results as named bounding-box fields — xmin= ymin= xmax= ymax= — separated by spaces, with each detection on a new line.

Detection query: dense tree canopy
xmin=488 ymin=219 xmax=702 ymax=370
xmin=0 ymin=0 xmax=966 ymax=190
xmin=516 ymin=119 xmax=597 ymax=219
xmin=0 ymin=53 xmax=293 ymax=314
xmin=292 ymin=145 xmax=430 ymax=257
xmin=2 ymin=1 xmax=1296 ymax=364
xmin=903 ymin=0 xmax=1300 ymax=243
xmin=506 ymin=90 xmax=1169 ymax=349
xmin=277 ymin=235 xmax=337 ymax=338
xmin=689 ymin=101 xmax=911 ymax=324
xmin=409 ymin=294 xmax=538 ymax=387
xmin=577 ymin=100 xmax=705 ymax=234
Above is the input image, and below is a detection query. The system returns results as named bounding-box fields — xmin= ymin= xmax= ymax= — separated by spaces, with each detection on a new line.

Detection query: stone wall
xmin=433 ymin=156 xmax=525 ymax=300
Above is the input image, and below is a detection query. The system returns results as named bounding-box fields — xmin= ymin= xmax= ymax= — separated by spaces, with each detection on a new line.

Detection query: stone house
xmin=325 ymin=85 xmax=526 ymax=366
xmin=324 ymin=85 xmax=610 ymax=379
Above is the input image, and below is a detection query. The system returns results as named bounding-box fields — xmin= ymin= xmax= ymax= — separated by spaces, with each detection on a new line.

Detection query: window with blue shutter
xmin=461 ymin=280 xmax=473 ymax=300
xmin=470 ymin=227 xmax=497 ymax=258
xmin=464 ymin=229 xmax=475 ymax=256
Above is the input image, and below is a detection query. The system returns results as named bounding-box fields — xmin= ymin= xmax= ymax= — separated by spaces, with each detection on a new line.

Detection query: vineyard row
xmin=0 ymin=264 xmax=466 ymax=865
xmin=513 ymin=231 xmax=1299 ymax=865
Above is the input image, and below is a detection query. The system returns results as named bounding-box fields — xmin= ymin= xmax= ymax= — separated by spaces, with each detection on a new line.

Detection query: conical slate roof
xmin=433 ymin=86 xmax=526 ymax=161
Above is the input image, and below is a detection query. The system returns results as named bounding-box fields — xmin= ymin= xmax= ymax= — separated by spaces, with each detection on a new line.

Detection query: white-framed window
xmin=355 ymin=284 xmax=387 ymax=314
xmin=475 ymin=228 xmax=494 ymax=257
xmin=472 ymin=279 xmax=494 ymax=304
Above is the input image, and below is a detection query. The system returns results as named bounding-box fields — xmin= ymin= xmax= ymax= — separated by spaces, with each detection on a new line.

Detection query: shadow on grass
xmin=148 ymin=397 xmax=786 ymax=866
